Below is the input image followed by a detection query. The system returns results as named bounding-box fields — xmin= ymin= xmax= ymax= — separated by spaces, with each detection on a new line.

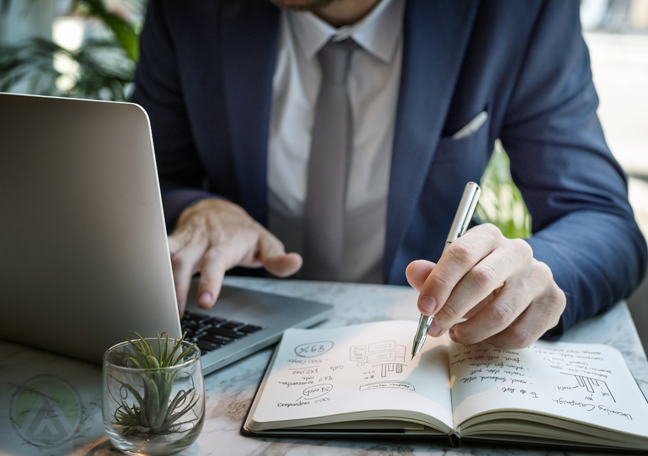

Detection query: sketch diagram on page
xmin=351 ymin=341 xmax=414 ymax=392
xmin=560 ymin=373 xmax=616 ymax=403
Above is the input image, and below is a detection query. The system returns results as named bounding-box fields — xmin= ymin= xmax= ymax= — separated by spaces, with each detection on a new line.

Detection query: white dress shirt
xmin=268 ymin=0 xmax=405 ymax=282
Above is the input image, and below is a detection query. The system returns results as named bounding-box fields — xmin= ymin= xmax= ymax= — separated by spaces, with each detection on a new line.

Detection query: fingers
xmin=195 ymin=226 xmax=301 ymax=309
xmin=416 ymin=224 xmax=503 ymax=319
xmin=484 ymin=281 xmax=565 ymax=349
xmin=421 ymin=225 xmax=533 ymax=335
xmin=448 ymin=259 xmax=549 ymax=344
xmin=169 ymin=199 xmax=303 ymax=313
xmin=256 ymin=231 xmax=303 ymax=277
xmin=411 ymin=223 xmax=565 ymax=348
xmin=195 ymin=230 xmax=260 ymax=309
xmin=196 ymin=246 xmax=229 ymax=309
xmin=448 ymin=260 xmax=566 ymax=349
xmin=431 ymin=237 xmax=533 ymax=336
xmin=170 ymin=229 xmax=208 ymax=315
xmin=167 ymin=235 xmax=181 ymax=256
xmin=405 ymin=260 xmax=436 ymax=292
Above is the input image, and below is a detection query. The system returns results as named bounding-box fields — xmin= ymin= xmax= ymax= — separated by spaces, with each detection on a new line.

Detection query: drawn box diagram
xmin=561 ymin=373 xmax=616 ymax=402
xmin=369 ymin=341 xmax=396 ymax=352
xmin=351 ymin=340 xmax=406 ymax=377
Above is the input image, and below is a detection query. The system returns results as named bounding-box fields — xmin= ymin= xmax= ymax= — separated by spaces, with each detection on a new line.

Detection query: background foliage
xmin=477 ymin=141 xmax=532 ymax=239
xmin=0 ymin=0 xmax=142 ymax=100
xmin=0 ymin=0 xmax=531 ymax=239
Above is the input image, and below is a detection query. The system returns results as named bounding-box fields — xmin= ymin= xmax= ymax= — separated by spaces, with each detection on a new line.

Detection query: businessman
xmin=131 ymin=0 xmax=647 ymax=349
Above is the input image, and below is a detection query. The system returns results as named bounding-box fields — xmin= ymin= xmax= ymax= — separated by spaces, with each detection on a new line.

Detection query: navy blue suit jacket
xmin=131 ymin=0 xmax=647 ymax=338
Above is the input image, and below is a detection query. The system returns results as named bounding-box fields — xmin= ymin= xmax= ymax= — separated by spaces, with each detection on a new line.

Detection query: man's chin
xmin=270 ymin=0 xmax=338 ymax=11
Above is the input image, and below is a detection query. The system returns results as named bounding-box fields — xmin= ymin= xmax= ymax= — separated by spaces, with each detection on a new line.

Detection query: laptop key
xmin=196 ymin=340 xmax=221 ymax=354
xmin=186 ymin=311 xmax=212 ymax=322
xmin=205 ymin=317 xmax=226 ymax=326
xmin=206 ymin=326 xmax=246 ymax=339
xmin=182 ymin=320 xmax=200 ymax=329
xmin=183 ymin=327 xmax=207 ymax=339
xmin=220 ymin=321 xmax=246 ymax=330
xmin=238 ymin=324 xmax=262 ymax=334
xmin=199 ymin=333 xmax=234 ymax=345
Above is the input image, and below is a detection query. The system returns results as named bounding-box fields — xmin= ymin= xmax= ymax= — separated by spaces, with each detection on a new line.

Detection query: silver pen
xmin=411 ymin=182 xmax=481 ymax=360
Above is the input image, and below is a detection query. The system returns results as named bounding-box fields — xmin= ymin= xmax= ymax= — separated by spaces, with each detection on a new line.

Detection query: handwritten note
xmin=450 ymin=340 xmax=648 ymax=437
xmin=250 ymin=321 xmax=454 ymax=431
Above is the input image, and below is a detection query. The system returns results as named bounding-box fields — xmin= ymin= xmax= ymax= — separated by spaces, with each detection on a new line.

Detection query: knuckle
xmin=171 ymin=251 xmax=188 ymax=268
xmin=437 ymin=302 xmax=460 ymax=323
xmin=488 ymin=302 xmax=515 ymax=327
xmin=200 ymin=247 xmax=229 ymax=272
xmin=447 ymin=241 xmax=475 ymax=266
xmin=510 ymin=238 xmax=533 ymax=260
xmin=453 ymin=326 xmax=479 ymax=345
xmin=430 ymin=269 xmax=453 ymax=290
xmin=198 ymin=277 xmax=217 ymax=290
xmin=479 ymin=223 xmax=501 ymax=239
xmin=507 ymin=327 xmax=534 ymax=348
xmin=469 ymin=264 xmax=498 ymax=291
xmin=532 ymin=260 xmax=553 ymax=282
xmin=203 ymin=248 xmax=222 ymax=262
xmin=188 ymin=227 xmax=206 ymax=244
xmin=546 ymin=285 xmax=567 ymax=314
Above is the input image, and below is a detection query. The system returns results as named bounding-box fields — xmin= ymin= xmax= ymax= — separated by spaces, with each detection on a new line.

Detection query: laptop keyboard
xmin=181 ymin=310 xmax=263 ymax=355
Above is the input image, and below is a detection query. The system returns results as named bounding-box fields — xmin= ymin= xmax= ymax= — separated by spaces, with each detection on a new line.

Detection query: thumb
xmin=257 ymin=231 xmax=303 ymax=277
xmin=405 ymin=259 xmax=436 ymax=292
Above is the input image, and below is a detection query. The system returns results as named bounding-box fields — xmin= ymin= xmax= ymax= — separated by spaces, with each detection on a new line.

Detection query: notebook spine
xmin=448 ymin=432 xmax=461 ymax=447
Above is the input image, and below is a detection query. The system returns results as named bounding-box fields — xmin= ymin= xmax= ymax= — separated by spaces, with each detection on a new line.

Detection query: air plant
xmin=109 ymin=332 xmax=201 ymax=437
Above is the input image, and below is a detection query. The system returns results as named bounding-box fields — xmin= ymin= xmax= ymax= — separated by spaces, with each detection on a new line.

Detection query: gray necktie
xmin=302 ymin=39 xmax=356 ymax=281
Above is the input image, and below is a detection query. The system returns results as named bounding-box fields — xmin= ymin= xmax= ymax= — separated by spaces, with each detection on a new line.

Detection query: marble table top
xmin=1 ymin=277 xmax=646 ymax=456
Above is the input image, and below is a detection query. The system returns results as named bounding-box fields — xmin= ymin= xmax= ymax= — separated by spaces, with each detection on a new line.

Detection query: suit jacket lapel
xmin=220 ymin=1 xmax=280 ymax=226
xmin=385 ymin=0 xmax=480 ymax=282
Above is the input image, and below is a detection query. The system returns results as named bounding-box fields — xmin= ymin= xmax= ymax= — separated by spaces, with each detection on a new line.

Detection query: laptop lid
xmin=0 ymin=93 xmax=332 ymax=369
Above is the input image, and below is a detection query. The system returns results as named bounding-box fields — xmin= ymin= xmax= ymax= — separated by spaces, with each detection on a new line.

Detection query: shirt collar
xmin=288 ymin=0 xmax=405 ymax=63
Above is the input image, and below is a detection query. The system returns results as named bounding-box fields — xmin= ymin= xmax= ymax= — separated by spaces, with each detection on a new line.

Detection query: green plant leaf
xmin=165 ymin=335 xmax=185 ymax=365
xmin=162 ymin=332 xmax=170 ymax=366
xmin=108 ymin=373 xmax=146 ymax=412
xmin=72 ymin=0 xmax=139 ymax=62
xmin=109 ymin=330 xmax=199 ymax=435
xmin=477 ymin=141 xmax=531 ymax=239
xmin=166 ymin=395 xmax=200 ymax=428
xmin=141 ymin=373 xmax=160 ymax=429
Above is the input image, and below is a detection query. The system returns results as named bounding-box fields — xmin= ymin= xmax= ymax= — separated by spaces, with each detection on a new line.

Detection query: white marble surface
xmin=1 ymin=277 xmax=647 ymax=456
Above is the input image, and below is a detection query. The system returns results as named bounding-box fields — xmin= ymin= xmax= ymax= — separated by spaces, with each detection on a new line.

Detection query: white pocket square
xmin=451 ymin=111 xmax=488 ymax=140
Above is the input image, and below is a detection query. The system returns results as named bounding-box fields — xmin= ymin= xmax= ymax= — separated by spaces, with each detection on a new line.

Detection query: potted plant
xmin=102 ymin=332 xmax=204 ymax=456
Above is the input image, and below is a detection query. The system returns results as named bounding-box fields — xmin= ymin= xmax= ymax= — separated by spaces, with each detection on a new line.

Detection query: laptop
xmin=0 ymin=93 xmax=333 ymax=374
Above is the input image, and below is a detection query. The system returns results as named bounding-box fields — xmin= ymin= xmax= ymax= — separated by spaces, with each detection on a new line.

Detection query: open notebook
xmin=242 ymin=321 xmax=648 ymax=451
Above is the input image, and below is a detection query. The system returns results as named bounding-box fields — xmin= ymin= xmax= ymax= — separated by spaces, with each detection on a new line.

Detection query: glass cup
xmin=102 ymin=338 xmax=205 ymax=456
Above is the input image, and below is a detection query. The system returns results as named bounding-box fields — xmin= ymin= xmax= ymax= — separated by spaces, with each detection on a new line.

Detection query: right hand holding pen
xmin=167 ymin=198 xmax=302 ymax=315
xmin=405 ymin=224 xmax=565 ymax=349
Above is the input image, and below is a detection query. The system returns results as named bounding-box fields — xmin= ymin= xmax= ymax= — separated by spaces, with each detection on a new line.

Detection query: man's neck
xmin=314 ymin=0 xmax=381 ymax=28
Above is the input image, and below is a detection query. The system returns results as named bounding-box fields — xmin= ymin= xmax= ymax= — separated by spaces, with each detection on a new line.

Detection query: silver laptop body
xmin=0 ymin=93 xmax=332 ymax=374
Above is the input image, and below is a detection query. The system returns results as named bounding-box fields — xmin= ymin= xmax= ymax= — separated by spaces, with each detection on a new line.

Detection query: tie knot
xmin=317 ymin=38 xmax=356 ymax=85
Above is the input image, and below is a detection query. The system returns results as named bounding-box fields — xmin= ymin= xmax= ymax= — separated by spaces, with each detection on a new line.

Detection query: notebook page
xmin=450 ymin=340 xmax=648 ymax=437
xmin=251 ymin=321 xmax=453 ymax=430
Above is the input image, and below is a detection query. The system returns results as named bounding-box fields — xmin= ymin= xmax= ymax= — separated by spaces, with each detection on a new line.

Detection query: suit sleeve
xmin=131 ymin=0 xmax=218 ymax=232
xmin=500 ymin=0 xmax=647 ymax=338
